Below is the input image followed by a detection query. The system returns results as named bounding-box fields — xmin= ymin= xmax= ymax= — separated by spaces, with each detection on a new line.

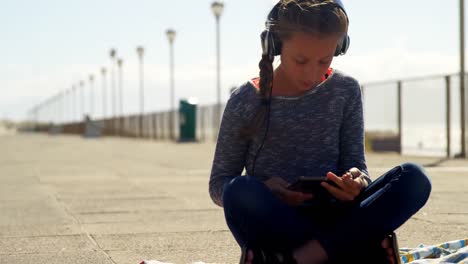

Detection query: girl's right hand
xmin=263 ymin=177 xmax=314 ymax=206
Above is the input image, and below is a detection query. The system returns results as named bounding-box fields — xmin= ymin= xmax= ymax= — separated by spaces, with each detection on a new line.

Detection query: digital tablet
xmin=287 ymin=176 xmax=338 ymax=194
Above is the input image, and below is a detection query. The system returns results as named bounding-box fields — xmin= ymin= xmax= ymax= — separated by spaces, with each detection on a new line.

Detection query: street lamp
xmin=72 ymin=85 xmax=77 ymax=122
xmin=117 ymin=58 xmax=123 ymax=136
xmin=211 ymin=1 xmax=224 ymax=139
xmin=62 ymin=90 xmax=67 ymax=124
xmin=110 ymin=48 xmax=117 ymax=134
xmin=79 ymin=80 xmax=85 ymax=120
xmin=56 ymin=93 xmax=61 ymax=125
xmin=166 ymin=29 xmax=176 ymax=140
xmin=52 ymin=94 xmax=58 ymax=124
xmin=101 ymin=67 xmax=107 ymax=119
xmin=137 ymin=46 xmax=145 ymax=138
xmin=60 ymin=90 xmax=65 ymax=125
xmin=459 ymin=0 xmax=466 ymax=157
xmin=89 ymin=74 xmax=95 ymax=118
xmin=66 ymin=89 xmax=71 ymax=124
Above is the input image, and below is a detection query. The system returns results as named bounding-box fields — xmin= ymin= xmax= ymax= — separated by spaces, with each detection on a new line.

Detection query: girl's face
xmin=279 ymin=31 xmax=342 ymax=93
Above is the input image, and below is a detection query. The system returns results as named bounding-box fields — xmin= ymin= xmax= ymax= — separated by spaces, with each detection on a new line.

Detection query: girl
xmin=208 ymin=0 xmax=432 ymax=263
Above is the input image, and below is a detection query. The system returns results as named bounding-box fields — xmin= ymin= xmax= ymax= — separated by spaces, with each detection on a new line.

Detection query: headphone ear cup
xmin=261 ymin=30 xmax=283 ymax=58
xmin=260 ymin=30 xmax=270 ymax=56
xmin=271 ymin=32 xmax=282 ymax=56
xmin=335 ymin=34 xmax=350 ymax=56
xmin=341 ymin=35 xmax=350 ymax=55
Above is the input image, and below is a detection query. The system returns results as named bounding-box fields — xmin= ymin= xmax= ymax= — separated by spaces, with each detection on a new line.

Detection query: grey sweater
xmin=209 ymin=69 xmax=369 ymax=207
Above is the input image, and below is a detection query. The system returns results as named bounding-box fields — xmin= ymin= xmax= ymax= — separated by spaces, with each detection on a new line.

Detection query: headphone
xmin=260 ymin=0 xmax=350 ymax=60
xmin=251 ymin=0 xmax=350 ymax=178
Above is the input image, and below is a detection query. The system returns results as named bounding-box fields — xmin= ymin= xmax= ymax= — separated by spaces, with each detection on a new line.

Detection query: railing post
xmin=213 ymin=105 xmax=217 ymax=142
xmin=201 ymin=107 xmax=206 ymax=142
xmin=446 ymin=76 xmax=452 ymax=158
xmin=153 ymin=114 xmax=157 ymax=140
xmin=397 ymin=81 xmax=402 ymax=154
xmin=462 ymin=72 xmax=467 ymax=158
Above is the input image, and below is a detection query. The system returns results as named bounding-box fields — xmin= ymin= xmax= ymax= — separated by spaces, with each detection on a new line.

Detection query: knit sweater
xmin=209 ymin=68 xmax=369 ymax=207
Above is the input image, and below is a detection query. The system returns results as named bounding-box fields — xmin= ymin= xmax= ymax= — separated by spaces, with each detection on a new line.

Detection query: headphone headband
xmin=261 ymin=0 xmax=350 ymax=58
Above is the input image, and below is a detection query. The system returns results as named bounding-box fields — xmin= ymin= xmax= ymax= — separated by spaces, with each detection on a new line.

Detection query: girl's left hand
xmin=321 ymin=170 xmax=364 ymax=201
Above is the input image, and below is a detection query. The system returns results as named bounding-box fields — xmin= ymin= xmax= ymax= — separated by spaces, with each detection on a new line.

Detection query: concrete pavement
xmin=0 ymin=133 xmax=467 ymax=263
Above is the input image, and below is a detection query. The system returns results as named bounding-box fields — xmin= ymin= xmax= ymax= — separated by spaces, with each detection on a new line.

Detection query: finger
xmin=326 ymin=172 xmax=345 ymax=189
xmin=321 ymin=181 xmax=354 ymax=201
xmin=342 ymin=173 xmax=355 ymax=187
xmin=281 ymin=186 xmax=308 ymax=198
xmin=324 ymin=172 xmax=358 ymax=200
xmin=341 ymin=174 xmax=361 ymax=196
xmin=276 ymin=178 xmax=291 ymax=187
xmin=300 ymin=192 xmax=314 ymax=200
xmin=280 ymin=187 xmax=302 ymax=198
xmin=348 ymin=167 xmax=362 ymax=178
xmin=343 ymin=172 xmax=353 ymax=179
xmin=278 ymin=187 xmax=311 ymax=205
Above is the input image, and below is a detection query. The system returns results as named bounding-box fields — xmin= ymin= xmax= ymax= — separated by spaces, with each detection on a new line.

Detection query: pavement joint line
xmin=410 ymin=216 xmax=443 ymax=225
xmin=75 ymin=208 xmax=221 ymax=215
xmin=51 ymin=192 xmax=118 ymax=264
xmin=372 ymin=166 xmax=468 ymax=171
xmin=57 ymin=196 xmax=174 ymax=202
xmin=90 ymin=229 xmax=232 ymax=237
xmin=0 ymin=251 xmax=97 ymax=256
xmin=0 ymin=234 xmax=93 ymax=239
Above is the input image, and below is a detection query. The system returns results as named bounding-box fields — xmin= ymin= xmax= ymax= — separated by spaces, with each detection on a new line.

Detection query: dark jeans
xmin=222 ymin=163 xmax=432 ymax=262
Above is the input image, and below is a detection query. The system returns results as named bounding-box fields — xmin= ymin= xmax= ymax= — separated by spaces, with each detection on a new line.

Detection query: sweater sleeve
xmin=337 ymin=79 xmax=371 ymax=184
xmin=209 ymin=87 xmax=251 ymax=207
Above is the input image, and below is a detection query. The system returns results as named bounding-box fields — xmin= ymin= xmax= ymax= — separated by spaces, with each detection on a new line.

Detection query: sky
xmin=0 ymin=0 xmax=463 ymax=122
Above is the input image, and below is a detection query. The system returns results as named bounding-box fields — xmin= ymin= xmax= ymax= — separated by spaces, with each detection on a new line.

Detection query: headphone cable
xmin=251 ymin=83 xmax=273 ymax=178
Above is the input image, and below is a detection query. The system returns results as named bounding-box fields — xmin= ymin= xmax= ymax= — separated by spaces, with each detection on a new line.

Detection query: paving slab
xmin=0 ymin=134 xmax=467 ymax=263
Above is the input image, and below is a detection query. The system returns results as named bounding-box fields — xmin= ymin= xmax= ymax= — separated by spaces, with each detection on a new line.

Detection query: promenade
xmin=0 ymin=133 xmax=466 ymax=263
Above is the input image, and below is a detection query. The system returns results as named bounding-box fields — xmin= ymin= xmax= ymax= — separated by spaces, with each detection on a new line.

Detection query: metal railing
xmin=362 ymin=73 xmax=465 ymax=158
xmin=27 ymin=73 xmax=466 ymax=158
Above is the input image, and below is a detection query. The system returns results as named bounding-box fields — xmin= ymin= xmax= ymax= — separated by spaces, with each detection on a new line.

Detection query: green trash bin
xmin=179 ymin=98 xmax=197 ymax=142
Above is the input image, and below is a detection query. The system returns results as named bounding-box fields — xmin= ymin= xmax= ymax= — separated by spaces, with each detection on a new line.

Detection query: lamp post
xmin=63 ymin=90 xmax=67 ymax=124
xmin=211 ymin=1 xmax=224 ymax=139
xmin=460 ymin=0 xmax=466 ymax=158
xmin=66 ymin=89 xmax=71 ymax=124
xmin=137 ymin=46 xmax=145 ymax=138
xmin=117 ymin=58 xmax=123 ymax=136
xmin=37 ymin=104 xmax=41 ymax=124
xmin=55 ymin=94 xmax=59 ymax=124
xmin=32 ymin=106 xmax=38 ymax=128
xmin=89 ymin=74 xmax=95 ymax=119
xmin=57 ymin=93 xmax=62 ymax=125
xmin=166 ymin=29 xmax=176 ymax=141
xmin=60 ymin=91 xmax=65 ymax=125
xmin=101 ymin=67 xmax=107 ymax=120
xmin=110 ymin=48 xmax=117 ymax=134
xmin=72 ymin=85 xmax=76 ymax=122
xmin=52 ymin=94 xmax=57 ymax=124
xmin=79 ymin=80 xmax=85 ymax=121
